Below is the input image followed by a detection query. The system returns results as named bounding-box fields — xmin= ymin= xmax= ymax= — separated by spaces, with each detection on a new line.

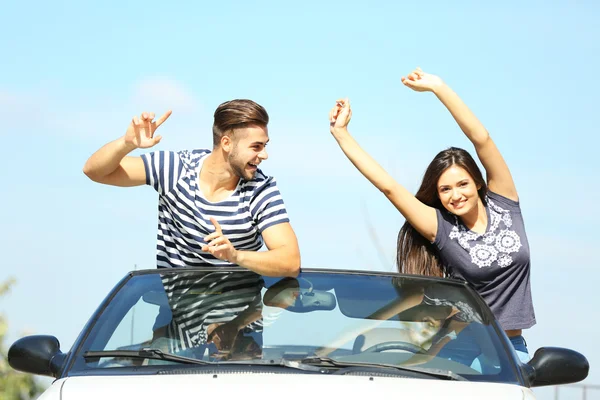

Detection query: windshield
xmin=67 ymin=269 xmax=520 ymax=383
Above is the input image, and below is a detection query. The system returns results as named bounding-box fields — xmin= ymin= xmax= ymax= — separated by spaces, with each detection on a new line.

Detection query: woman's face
xmin=408 ymin=314 xmax=444 ymax=346
xmin=437 ymin=165 xmax=481 ymax=216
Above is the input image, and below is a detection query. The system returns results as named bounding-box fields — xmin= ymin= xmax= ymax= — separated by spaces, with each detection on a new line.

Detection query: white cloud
xmin=130 ymin=77 xmax=203 ymax=114
xmin=0 ymin=79 xmax=210 ymax=146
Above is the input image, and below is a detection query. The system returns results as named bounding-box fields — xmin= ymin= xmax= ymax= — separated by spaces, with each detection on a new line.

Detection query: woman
xmin=328 ymin=67 xmax=535 ymax=361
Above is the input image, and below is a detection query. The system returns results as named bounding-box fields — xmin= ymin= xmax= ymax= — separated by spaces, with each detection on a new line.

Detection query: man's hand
xmin=207 ymin=322 xmax=240 ymax=354
xmin=401 ymin=67 xmax=444 ymax=93
xmin=202 ymin=218 xmax=239 ymax=263
xmin=123 ymin=110 xmax=172 ymax=149
xmin=329 ymin=98 xmax=352 ymax=136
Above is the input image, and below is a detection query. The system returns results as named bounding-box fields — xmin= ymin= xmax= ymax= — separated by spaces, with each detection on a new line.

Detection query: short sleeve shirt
xmin=141 ymin=149 xmax=290 ymax=268
xmin=433 ymin=191 xmax=536 ymax=330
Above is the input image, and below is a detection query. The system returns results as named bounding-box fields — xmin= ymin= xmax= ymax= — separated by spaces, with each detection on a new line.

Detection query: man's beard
xmin=228 ymin=146 xmax=254 ymax=180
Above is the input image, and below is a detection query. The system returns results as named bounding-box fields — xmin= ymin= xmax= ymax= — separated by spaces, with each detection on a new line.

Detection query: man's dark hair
xmin=212 ymin=99 xmax=269 ymax=147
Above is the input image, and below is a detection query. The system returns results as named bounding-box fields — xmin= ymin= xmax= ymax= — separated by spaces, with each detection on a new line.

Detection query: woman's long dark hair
xmin=397 ymin=147 xmax=487 ymax=277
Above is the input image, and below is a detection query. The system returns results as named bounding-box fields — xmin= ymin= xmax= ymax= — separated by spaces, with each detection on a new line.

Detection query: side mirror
xmin=528 ymin=347 xmax=589 ymax=387
xmin=8 ymin=335 xmax=66 ymax=377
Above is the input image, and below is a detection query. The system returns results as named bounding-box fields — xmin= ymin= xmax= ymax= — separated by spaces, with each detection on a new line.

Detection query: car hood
xmin=41 ymin=374 xmax=535 ymax=400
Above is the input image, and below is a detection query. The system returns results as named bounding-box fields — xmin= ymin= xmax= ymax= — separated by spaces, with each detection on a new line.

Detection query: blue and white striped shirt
xmin=141 ymin=149 xmax=290 ymax=269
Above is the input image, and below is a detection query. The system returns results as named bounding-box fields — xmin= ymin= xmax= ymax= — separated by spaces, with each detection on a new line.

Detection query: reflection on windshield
xmin=154 ymin=271 xmax=265 ymax=361
xmin=74 ymin=270 xmax=518 ymax=383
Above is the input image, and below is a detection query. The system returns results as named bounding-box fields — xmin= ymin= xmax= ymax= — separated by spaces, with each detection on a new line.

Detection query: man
xmin=83 ymin=99 xmax=300 ymax=278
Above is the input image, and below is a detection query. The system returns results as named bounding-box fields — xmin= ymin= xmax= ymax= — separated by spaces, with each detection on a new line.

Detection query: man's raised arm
xmin=83 ymin=111 xmax=171 ymax=186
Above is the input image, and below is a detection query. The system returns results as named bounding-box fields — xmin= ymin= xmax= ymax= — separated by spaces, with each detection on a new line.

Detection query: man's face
xmin=227 ymin=125 xmax=269 ymax=180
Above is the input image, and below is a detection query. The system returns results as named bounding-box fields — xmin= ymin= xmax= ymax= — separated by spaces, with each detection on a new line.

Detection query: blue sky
xmin=1 ymin=1 xmax=599 ymax=397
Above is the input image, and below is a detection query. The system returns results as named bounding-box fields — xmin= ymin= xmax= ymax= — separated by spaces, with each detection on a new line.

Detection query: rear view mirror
xmin=288 ymin=290 xmax=336 ymax=312
xmin=528 ymin=347 xmax=589 ymax=387
xmin=264 ymin=277 xmax=336 ymax=312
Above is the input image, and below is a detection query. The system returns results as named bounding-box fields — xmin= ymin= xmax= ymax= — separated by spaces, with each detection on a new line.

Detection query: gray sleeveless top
xmin=433 ymin=191 xmax=536 ymax=330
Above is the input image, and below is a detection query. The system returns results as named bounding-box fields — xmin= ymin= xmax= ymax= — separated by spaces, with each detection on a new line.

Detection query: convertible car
xmin=9 ymin=268 xmax=589 ymax=399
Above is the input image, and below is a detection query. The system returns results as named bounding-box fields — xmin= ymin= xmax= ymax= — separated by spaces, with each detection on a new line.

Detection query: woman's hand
xmin=401 ymin=67 xmax=444 ymax=93
xmin=329 ymin=98 xmax=352 ymax=137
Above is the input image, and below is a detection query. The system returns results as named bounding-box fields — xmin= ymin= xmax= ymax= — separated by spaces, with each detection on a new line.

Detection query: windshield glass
xmin=68 ymin=269 xmax=519 ymax=383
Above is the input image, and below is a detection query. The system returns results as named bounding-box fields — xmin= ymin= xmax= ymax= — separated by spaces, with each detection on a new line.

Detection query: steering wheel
xmin=361 ymin=341 xmax=427 ymax=354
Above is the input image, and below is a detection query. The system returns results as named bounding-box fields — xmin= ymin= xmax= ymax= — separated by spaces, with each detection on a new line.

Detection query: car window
xmin=104 ymin=297 xmax=162 ymax=352
xmin=68 ymin=270 xmax=520 ymax=384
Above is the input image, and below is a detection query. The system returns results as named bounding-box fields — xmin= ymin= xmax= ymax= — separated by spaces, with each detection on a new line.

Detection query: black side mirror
xmin=8 ymin=335 xmax=66 ymax=377
xmin=528 ymin=347 xmax=589 ymax=387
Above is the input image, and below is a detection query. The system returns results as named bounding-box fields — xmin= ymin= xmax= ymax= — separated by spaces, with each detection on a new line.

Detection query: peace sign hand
xmin=123 ymin=110 xmax=172 ymax=149
xmin=202 ymin=217 xmax=239 ymax=263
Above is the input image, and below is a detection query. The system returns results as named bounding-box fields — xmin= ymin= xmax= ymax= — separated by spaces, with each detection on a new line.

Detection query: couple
xmin=83 ymin=68 xmax=535 ymax=361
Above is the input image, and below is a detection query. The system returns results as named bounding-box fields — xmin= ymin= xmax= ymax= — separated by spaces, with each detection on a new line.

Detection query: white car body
xmin=40 ymin=374 xmax=536 ymax=400
xmin=10 ymin=268 xmax=587 ymax=400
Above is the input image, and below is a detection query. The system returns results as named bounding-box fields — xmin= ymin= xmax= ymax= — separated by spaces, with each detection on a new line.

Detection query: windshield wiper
xmin=240 ymin=358 xmax=327 ymax=372
xmin=84 ymin=351 xmax=327 ymax=373
xmin=83 ymin=348 xmax=212 ymax=366
xmin=298 ymin=356 xmax=467 ymax=381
